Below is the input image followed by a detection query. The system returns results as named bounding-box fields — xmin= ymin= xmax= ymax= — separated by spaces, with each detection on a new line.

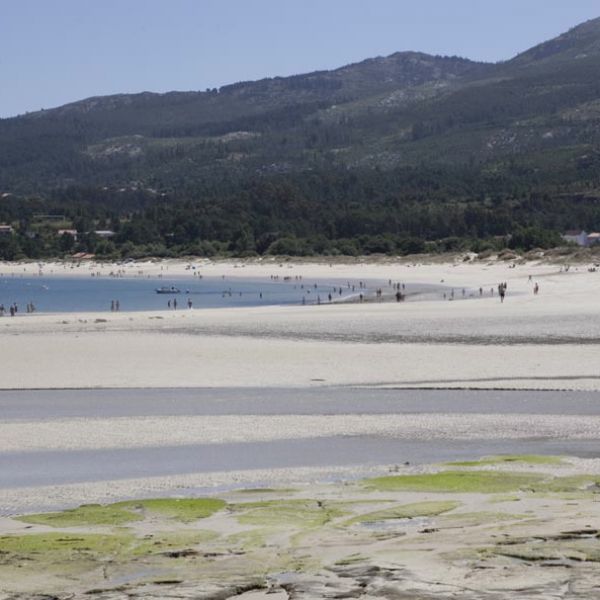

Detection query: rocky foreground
xmin=1 ymin=455 xmax=599 ymax=599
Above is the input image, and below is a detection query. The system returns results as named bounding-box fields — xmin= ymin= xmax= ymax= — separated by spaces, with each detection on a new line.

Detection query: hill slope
xmin=2 ymin=19 xmax=600 ymax=194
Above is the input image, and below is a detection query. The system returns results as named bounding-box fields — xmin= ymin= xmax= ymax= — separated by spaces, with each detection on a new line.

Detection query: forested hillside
xmin=1 ymin=17 xmax=600 ymax=259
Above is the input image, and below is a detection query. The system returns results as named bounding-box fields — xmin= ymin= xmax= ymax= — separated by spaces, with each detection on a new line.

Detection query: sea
xmin=0 ymin=272 xmax=453 ymax=313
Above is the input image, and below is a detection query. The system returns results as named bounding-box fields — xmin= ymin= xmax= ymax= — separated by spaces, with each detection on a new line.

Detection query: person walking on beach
xmin=498 ymin=282 xmax=506 ymax=303
xmin=111 ymin=300 xmax=115 ymax=312
xmin=187 ymin=298 xmax=192 ymax=309
xmin=534 ymin=283 xmax=539 ymax=295
xmin=173 ymin=298 xmax=177 ymax=310
xmin=115 ymin=300 xmax=120 ymax=311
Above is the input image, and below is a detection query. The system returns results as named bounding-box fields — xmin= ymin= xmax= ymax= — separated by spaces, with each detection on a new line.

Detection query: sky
xmin=1 ymin=0 xmax=599 ymax=118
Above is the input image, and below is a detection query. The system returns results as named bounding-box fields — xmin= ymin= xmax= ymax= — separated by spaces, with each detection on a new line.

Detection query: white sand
xmin=0 ymin=257 xmax=599 ymax=390
xmin=4 ymin=413 xmax=600 ymax=453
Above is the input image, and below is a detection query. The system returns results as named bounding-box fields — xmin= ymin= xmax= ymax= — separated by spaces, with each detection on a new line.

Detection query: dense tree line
xmin=1 ymin=164 xmax=595 ymax=260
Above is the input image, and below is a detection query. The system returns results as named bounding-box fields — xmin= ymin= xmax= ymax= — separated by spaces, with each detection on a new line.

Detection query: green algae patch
xmin=531 ymin=475 xmax=600 ymax=493
xmin=225 ymin=529 xmax=269 ymax=550
xmin=446 ymin=455 xmax=565 ymax=467
xmin=233 ymin=499 xmax=347 ymax=528
xmin=115 ymin=498 xmax=226 ymax=522
xmin=345 ymin=500 xmax=460 ymax=526
xmin=132 ymin=530 xmax=219 ymax=556
xmin=0 ymin=532 xmax=134 ymax=560
xmin=17 ymin=497 xmax=226 ymax=528
xmin=18 ymin=503 xmax=143 ymax=528
xmin=365 ymin=471 xmax=544 ymax=493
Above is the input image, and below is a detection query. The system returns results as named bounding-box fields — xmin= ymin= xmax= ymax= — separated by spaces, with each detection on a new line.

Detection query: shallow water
xmin=1 ymin=387 xmax=600 ymax=507
xmin=0 ymin=275 xmax=446 ymax=313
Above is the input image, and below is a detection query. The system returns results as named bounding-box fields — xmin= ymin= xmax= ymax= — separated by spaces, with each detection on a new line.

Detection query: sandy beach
xmin=0 ymin=256 xmax=599 ymax=390
xmin=1 ymin=257 xmax=600 ymax=598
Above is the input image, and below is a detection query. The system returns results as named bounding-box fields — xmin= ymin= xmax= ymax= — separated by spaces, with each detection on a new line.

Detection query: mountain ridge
xmin=19 ymin=51 xmax=483 ymax=120
xmin=1 ymin=17 xmax=599 ymax=194
xmin=509 ymin=16 xmax=600 ymax=66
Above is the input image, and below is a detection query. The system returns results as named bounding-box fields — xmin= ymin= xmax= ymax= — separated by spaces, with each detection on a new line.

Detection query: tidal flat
xmin=1 ymin=455 xmax=599 ymax=599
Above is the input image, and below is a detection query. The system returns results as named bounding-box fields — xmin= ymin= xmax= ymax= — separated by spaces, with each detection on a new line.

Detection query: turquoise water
xmin=0 ymin=275 xmax=374 ymax=313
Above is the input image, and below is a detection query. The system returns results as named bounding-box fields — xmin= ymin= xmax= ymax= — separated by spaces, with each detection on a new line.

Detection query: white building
xmin=58 ymin=229 xmax=78 ymax=241
xmin=94 ymin=230 xmax=116 ymax=239
xmin=562 ymin=230 xmax=589 ymax=247
xmin=587 ymin=232 xmax=600 ymax=246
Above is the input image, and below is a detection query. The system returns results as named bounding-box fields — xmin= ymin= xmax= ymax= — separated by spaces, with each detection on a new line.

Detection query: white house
xmin=562 ymin=230 xmax=589 ymax=247
xmin=587 ymin=232 xmax=600 ymax=246
xmin=58 ymin=229 xmax=78 ymax=241
xmin=94 ymin=230 xmax=116 ymax=239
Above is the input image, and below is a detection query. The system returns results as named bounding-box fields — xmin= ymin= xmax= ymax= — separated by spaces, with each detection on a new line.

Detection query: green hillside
xmin=1 ymin=18 xmax=600 ymax=259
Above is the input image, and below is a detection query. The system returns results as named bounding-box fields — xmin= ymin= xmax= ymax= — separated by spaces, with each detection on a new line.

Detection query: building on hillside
xmin=0 ymin=224 xmax=14 ymax=236
xmin=587 ymin=232 xmax=600 ymax=246
xmin=58 ymin=229 xmax=78 ymax=241
xmin=94 ymin=230 xmax=115 ymax=239
xmin=561 ymin=230 xmax=589 ymax=246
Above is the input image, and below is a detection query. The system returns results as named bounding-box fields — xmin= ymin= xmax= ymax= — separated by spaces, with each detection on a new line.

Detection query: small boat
xmin=155 ymin=286 xmax=181 ymax=294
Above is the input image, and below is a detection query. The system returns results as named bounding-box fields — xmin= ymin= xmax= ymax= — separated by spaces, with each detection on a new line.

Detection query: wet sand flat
xmin=2 ymin=387 xmax=600 ymax=515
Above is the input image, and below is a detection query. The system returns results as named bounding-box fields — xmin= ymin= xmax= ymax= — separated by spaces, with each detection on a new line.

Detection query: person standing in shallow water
xmin=173 ymin=298 xmax=177 ymax=310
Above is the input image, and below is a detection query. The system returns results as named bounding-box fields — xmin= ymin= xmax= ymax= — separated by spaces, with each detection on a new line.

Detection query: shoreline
xmin=0 ymin=256 xmax=598 ymax=390
xmin=0 ymin=252 xmax=591 ymax=280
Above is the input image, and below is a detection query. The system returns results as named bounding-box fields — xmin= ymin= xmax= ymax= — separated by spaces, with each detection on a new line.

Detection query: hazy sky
xmin=1 ymin=0 xmax=599 ymax=117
